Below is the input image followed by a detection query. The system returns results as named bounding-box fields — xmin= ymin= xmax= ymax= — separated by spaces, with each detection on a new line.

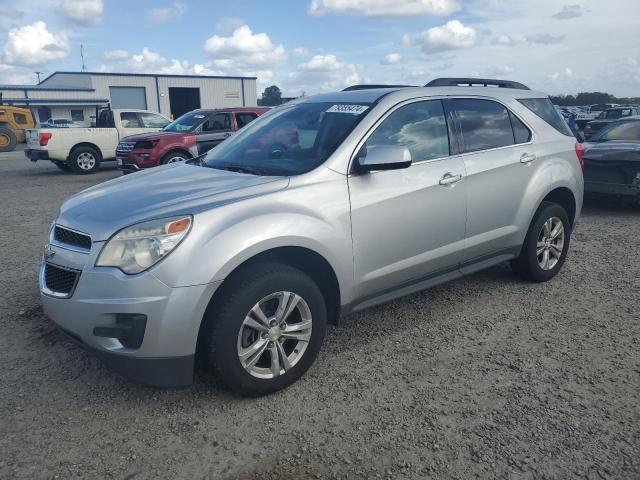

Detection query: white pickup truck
xmin=25 ymin=108 xmax=171 ymax=174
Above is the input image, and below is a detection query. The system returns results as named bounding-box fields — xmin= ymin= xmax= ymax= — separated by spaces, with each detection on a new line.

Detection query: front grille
xmin=116 ymin=141 xmax=136 ymax=154
xmin=54 ymin=225 xmax=92 ymax=250
xmin=43 ymin=263 xmax=80 ymax=297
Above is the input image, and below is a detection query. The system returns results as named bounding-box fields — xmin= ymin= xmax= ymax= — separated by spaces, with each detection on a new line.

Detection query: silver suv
xmin=40 ymin=78 xmax=584 ymax=396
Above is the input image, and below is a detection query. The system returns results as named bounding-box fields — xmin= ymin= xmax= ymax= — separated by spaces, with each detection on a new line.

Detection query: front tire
xmin=0 ymin=127 xmax=17 ymax=152
xmin=202 ymin=263 xmax=327 ymax=397
xmin=511 ymin=201 xmax=571 ymax=282
xmin=160 ymin=151 xmax=190 ymax=165
xmin=69 ymin=146 xmax=101 ymax=174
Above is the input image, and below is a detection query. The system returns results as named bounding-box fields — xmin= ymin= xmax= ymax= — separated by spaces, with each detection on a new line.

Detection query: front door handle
xmin=520 ymin=153 xmax=536 ymax=164
xmin=439 ymin=173 xmax=463 ymax=186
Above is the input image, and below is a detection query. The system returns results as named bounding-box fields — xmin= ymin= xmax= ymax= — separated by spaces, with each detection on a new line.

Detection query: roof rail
xmin=425 ymin=77 xmax=530 ymax=90
xmin=342 ymin=84 xmax=416 ymax=91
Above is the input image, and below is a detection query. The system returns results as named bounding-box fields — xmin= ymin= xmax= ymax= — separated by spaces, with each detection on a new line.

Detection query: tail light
xmin=39 ymin=132 xmax=52 ymax=146
xmin=574 ymin=142 xmax=584 ymax=168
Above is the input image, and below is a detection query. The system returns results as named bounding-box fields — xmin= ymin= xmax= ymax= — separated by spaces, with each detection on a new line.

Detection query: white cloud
xmin=308 ymin=0 xmax=460 ymax=17
xmin=493 ymin=34 xmax=514 ymax=46
xmin=415 ymin=20 xmax=477 ymax=53
xmin=548 ymin=67 xmax=573 ymax=81
xmin=102 ymin=49 xmax=130 ymax=61
xmin=287 ymin=53 xmax=361 ymax=94
xmin=203 ymin=25 xmax=286 ymax=68
xmin=381 ymin=52 xmax=402 ymax=65
xmin=149 ymin=1 xmax=188 ymax=23
xmin=100 ymin=47 xmax=192 ymax=74
xmin=2 ymin=21 xmax=70 ymax=67
xmin=293 ymin=47 xmax=310 ymax=58
xmin=486 ymin=65 xmax=515 ymax=75
xmin=59 ymin=0 xmax=104 ymax=26
xmin=552 ymin=4 xmax=583 ymax=20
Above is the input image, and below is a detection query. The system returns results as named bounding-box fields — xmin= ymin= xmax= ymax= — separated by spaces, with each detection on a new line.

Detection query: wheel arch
xmin=69 ymin=142 xmax=103 ymax=161
xmin=541 ymin=186 xmax=577 ymax=227
xmin=161 ymin=148 xmax=193 ymax=161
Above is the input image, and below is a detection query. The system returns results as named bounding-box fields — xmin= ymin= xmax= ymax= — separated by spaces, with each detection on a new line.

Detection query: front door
xmin=348 ymin=99 xmax=468 ymax=300
xmin=197 ymin=112 xmax=233 ymax=154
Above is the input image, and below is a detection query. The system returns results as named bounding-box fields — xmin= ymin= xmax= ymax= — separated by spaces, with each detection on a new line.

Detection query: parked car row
xmin=24 ymin=105 xmax=267 ymax=174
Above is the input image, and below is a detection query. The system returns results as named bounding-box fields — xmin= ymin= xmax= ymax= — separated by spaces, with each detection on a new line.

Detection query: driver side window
xmin=203 ymin=113 xmax=231 ymax=132
xmin=366 ymin=100 xmax=450 ymax=162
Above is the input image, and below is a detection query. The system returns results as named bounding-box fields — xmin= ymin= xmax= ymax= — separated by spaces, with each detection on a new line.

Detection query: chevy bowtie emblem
xmin=44 ymin=244 xmax=55 ymax=260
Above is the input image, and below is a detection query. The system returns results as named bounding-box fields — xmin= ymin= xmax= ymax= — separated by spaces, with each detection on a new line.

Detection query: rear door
xmin=196 ymin=112 xmax=233 ymax=154
xmin=348 ymin=99 xmax=468 ymax=299
xmin=449 ymin=97 xmax=535 ymax=266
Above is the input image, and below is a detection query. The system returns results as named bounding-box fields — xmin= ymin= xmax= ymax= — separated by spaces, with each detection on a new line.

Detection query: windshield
xmin=202 ymin=102 xmax=372 ymax=176
xmin=598 ymin=109 xmax=632 ymax=119
xmin=163 ymin=111 xmax=207 ymax=132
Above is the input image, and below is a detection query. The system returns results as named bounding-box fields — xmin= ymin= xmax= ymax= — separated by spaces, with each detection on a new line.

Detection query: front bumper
xmin=25 ymin=148 xmax=50 ymax=161
xmin=39 ymin=244 xmax=221 ymax=387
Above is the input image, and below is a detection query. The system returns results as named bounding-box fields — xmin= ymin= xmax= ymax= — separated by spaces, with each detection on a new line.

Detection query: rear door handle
xmin=439 ymin=173 xmax=463 ymax=186
xmin=520 ymin=153 xmax=536 ymax=164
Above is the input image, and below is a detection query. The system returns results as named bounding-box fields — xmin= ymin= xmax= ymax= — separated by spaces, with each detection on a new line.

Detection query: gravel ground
xmin=1 ymin=147 xmax=639 ymax=480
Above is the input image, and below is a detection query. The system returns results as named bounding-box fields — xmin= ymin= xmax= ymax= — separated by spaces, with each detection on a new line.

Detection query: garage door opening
xmin=169 ymin=87 xmax=201 ymax=119
xmin=109 ymin=86 xmax=147 ymax=110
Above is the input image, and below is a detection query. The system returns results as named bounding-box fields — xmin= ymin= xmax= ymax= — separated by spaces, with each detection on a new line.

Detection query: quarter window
xmin=518 ymin=98 xmax=574 ymax=137
xmin=510 ymin=112 xmax=532 ymax=144
xmin=366 ymin=100 xmax=450 ymax=161
xmin=452 ymin=99 xmax=515 ymax=153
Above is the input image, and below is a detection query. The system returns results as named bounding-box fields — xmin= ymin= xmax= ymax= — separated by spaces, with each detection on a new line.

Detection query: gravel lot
xmin=1 ymin=147 xmax=639 ymax=480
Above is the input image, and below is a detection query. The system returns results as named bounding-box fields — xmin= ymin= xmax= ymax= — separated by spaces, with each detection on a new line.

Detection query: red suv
xmin=116 ymin=107 xmax=268 ymax=173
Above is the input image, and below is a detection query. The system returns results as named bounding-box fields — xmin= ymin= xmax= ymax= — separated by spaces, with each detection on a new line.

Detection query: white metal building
xmin=0 ymin=71 xmax=258 ymax=126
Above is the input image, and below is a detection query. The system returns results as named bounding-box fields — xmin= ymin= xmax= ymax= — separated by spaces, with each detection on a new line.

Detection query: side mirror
xmin=355 ymin=145 xmax=412 ymax=173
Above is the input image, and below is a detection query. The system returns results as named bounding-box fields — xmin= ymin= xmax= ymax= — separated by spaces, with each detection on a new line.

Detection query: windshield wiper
xmin=207 ymin=164 xmax=268 ymax=176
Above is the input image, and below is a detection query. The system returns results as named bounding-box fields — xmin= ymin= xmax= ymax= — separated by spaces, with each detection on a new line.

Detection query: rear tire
xmin=0 ymin=127 xmax=17 ymax=152
xmin=69 ymin=146 xmax=101 ymax=174
xmin=160 ymin=151 xmax=190 ymax=165
xmin=202 ymin=262 xmax=327 ymax=397
xmin=511 ymin=201 xmax=571 ymax=282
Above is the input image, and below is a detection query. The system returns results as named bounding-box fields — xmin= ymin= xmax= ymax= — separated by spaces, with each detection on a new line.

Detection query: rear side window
xmin=13 ymin=112 xmax=28 ymax=125
xmin=366 ymin=99 xmax=450 ymax=161
xmin=203 ymin=113 xmax=232 ymax=132
xmin=452 ymin=99 xmax=515 ymax=153
xmin=120 ymin=112 xmax=142 ymax=128
xmin=518 ymin=98 xmax=573 ymax=136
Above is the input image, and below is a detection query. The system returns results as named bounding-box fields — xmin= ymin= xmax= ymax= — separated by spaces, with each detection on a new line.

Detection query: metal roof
xmin=39 ymin=71 xmax=257 ymax=85
xmin=0 ymin=84 xmax=95 ymax=92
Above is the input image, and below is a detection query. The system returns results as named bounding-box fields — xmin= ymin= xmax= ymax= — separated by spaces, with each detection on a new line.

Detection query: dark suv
xmin=116 ymin=107 xmax=268 ymax=172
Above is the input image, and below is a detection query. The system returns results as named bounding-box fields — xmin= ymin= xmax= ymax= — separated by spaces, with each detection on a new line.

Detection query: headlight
xmin=96 ymin=216 xmax=192 ymax=274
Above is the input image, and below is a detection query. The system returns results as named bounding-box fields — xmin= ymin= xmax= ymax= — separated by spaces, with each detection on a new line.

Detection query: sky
xmin=0 ymin=0 xmax=639 ymax=97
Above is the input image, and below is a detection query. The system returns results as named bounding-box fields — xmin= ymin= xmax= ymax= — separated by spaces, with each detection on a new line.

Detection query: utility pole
xmin=34 ymin=71 xmax=42 ymax=83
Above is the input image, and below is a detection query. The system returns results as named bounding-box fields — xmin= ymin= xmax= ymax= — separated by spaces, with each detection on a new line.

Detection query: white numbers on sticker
xmin=326 ymin=105 xmax=369 ymax=115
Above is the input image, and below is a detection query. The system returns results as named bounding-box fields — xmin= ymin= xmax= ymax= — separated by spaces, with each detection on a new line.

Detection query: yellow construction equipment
xmin=0 ymin=95 xmax=37 ymax=152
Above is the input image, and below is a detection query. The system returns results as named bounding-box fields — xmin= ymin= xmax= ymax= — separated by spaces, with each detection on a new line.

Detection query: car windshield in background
xmin=598 ymin=109 xmax=632 ymax=119
xmin=202 ymin=102 xmax=372 ymax=176
xmin=163 ymin=111 xmax=207 ymax=132
xmin=591 ymin=120 xmax=640 ymax=142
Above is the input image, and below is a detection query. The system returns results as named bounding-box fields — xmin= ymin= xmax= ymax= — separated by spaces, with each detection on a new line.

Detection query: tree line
xmin=549 ymin=92 xmax=640 ymax=106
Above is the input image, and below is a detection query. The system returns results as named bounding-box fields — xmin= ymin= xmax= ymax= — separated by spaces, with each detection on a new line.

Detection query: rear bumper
xmin=25 ymin=148 xmax=50 ymax=161
xmin=584 ymin=180 xmax=640 ymax=198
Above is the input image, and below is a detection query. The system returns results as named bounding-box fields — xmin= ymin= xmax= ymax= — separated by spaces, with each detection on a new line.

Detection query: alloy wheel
xmin=77 ymin=152 xmax=96 ymax=170
xmin=536 ymin=216 xmax=565 ymax=270
xmin=236 ymin=291 xmax=312 ymax=379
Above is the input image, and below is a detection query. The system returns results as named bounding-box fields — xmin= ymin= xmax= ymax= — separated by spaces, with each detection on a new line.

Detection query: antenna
xmin=34 ymin=71 xmax=42 ymax=83
xmin=80 ymin=44 xmax=87 ymax=72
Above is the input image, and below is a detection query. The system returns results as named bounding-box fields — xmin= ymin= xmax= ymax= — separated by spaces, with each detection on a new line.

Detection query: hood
xmin=57 ymin=164 xmax=289 ymax=241
xmin=120 ymin=131 xmax=191 ymax=143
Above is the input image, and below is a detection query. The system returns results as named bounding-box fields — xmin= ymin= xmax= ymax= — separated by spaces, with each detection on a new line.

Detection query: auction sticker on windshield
xmin=327 ymin=105 xmax=369 ymax=115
